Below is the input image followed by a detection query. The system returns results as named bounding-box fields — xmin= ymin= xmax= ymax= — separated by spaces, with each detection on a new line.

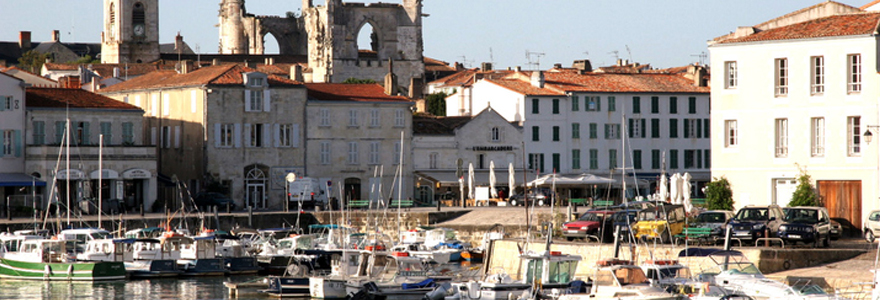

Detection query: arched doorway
xmin=344 ymin=178 xmax=361 ymax=202
xmin=244 ymin=165 xmax=268 ymax=208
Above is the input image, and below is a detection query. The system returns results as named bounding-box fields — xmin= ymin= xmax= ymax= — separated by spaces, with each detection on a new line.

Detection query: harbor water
xmin=0 ymin=275 xmax=254 ymax=300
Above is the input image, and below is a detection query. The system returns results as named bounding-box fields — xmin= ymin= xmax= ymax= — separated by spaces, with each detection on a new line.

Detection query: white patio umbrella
xmin=669 ymin=173 xmax=681 ymax=204
xmin=489 ymin=161 xmax=498 ymax=198
xmin=508 ymin=163 xmax=515 ymax=199
xmin=468 ymin=163 xmax=475 ymax=200
xmin=458 ymin=176 xmax=465 ymax=204
xmin=682 ymin=172 xmax=693 ymax=212
xmin=659 ymin=174 xmax=668 ymax=202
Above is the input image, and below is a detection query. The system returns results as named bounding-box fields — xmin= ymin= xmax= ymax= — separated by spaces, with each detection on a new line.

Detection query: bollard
xmin=226 ymin=202 xmax=231 ymax=213
xmin=764 ymin=228 xmax=769 ymax=247
xmin=213 ymin=206 xmax=220 ymax=230
xmin=436 ymin=199 xmax=441 ymax=212
xmin=248 ymin=206 xmax=253 ymax=227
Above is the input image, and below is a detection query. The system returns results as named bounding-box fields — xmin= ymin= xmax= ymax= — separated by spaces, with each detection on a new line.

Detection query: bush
xmin=789 ymin=168 xmax=818 ymax=207
xmin=705 ymin=177 xmax=734 ymax=211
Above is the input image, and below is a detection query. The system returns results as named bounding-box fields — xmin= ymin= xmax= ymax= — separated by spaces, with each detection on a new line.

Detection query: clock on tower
xmin=101 ymin=0 xmax=159 ymax=64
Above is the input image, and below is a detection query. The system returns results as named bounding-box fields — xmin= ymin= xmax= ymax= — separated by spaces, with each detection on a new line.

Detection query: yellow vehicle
xmin=631 ymin=204 xmax=686 ymax=243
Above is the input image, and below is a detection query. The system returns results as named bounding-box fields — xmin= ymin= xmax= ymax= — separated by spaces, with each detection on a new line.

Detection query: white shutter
xmin=234 ymin=123 xmax=241 ymax=148
xmin=243 ymin=123 xmax=251 ymax=147
xmin=174 ymin=126 xmax=181 ymax=148
xmin=214 ymin=123 xmax=221 ymax=148
xmin=263 ymin=90 xmax=271 ymax=112
xmin=273 ymin=124 xmax=280 ymax=147
xmin=244 ymin=90 xmax=250 ymax=111
xmin=293 ymin=124 xmax=300 ymax=148
xmin=150 ymin=127 xmax=157 ymax=146
xmin=263 ymin=123 xmax=271 ymax=147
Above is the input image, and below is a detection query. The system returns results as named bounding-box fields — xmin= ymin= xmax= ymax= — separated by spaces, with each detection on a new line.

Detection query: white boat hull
xmin=309 ymin=277 xmax=348 ymax=299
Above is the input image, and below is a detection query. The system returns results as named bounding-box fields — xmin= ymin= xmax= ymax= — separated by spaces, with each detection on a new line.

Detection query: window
xmin=811 ymin=117 xmax=824 ymax=157
xmin=572 ymin=149 xmax=581 ymax=170
xmin=589 ymin=149 xmax=598 ymax=170
xmin=669 ymin=97 xmax=677 ymax=114
xmin=811 ymin=56 xmax=824 ymax=94
xmin=669 ymin=119 xmax=678 ymax=138
xmin=429 ymin=152 xmax=439 ymax=169
xmin=651 ymin=96 xmax=659 ymax=114
xmin=703 ymin=119 xmax=710 ymax=138
xmin=528 ymin=153 xmax=545 ymax=172
xmin=725 ymin=61 xmax=737 ymax=89
xmin=552 ymin=153 xmax=560 ymax=172
xmin=775 ymin=58 xmax=788 ymax=96
xmin=587 ymin=96 xmax=601 ymax=111
xmin=2 ymin=130 xmax=12 ymax=156
xmin=688 ymin=97 xmax=696 ymax=114
xmin=532 ymin=126 xmax=540 ymax=141
xmin=348 ymin=109 xmax=358 ymax=127
xmin=491 ymin=127 xmax=501 ymax=141
xmin=571 ymin=96 xmax=579 ymax=111
xmin=632 ymin=97 xmax=641 ymax=114
xmin=162 ymin=126 xmax=171 ymax=148
xmin=724 ymin=120 xmax=737 ymax=147
xmin=122 ymin=122 xmax=134 ymax=144
xmin=552 ymin=126 xmax=560 ymax=141
xmin=683 ymin=119 xmax=698 ymax=138
xmin=278 ymin=124 xmax=292 ymax=147
xmin=220 ymin=124 xmax=235 ymax=147
xmin=607 ymin=96 xmax=616 ymax=112
xmin=531 ymin=99 xmax=539 ymax=114
xmin=633 ymin=150 xmax=642 ymax=170
xmin=670 ymin=150 xmax=679 ymax=169
xmin=848 ymin=54 xmax=862 ymax=93
xmin=628 ymin=118 xmax=645 ymax=138
xmin=320 ymin=108 xmax=331 ymax=127
xmin=394 ymin=109 xmax=405 ymax=127
xmin=320 ymin=142 xmax=331 ymax=165
xmin=684 ymin=150 xmax=695 ymax=169
xmin=347 ymin=142 xmax=359 ymax=164
xmin=33 ymin=121 xmax=45 ymax=145
xmin=75 ymin=122 xmax=89 ymax=145
xmin=369 ymin=142 xmax=380 ymax=164
xmin=100 ymin=122 xmax=112 ymax=145
xmin=248 ymin=77 xmax=264 ymax=87
xmin=589 ymin=123 xmax=597 ymax=139
xmin=609 ymin=149 xmax=618 ymax=170
xmin=370 ymin=109 xmax=380 ymax=127
xmin=604 ymin=124 xmax=620 ymax=139
xmin=246 ymin=90 xmax=263 ymax=112
xmin=704 ymin=149 xmax=711 ymax=169
xmin=775 ymin=119 xmax=788 ymax=158
xmin=552 ymin=99 xmax=559 ymax=114
xmin=651 ymin=119 xmax=660 ymax=138
xmin=571 ymin=123 xmax=580 ymax=139
xmin=651 ymin=150 xmax=660 ymax=169
xmin=151 ymin=94 xmax=158 ymax=117
xmin=394 ymin=142 xmax=401 ymax=164
xmin=848 ymin=116 xmax=861 ymax=156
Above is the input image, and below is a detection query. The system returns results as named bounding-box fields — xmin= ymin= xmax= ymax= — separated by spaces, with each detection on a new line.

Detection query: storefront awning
xmin=0 ymin=173 xmax=46 ymax=187
xmin=414 ymin=170 xmax=539 ymax=186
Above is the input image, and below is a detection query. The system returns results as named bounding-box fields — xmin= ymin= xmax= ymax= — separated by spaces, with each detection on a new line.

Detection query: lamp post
xmin=285 ymin=173 xmax=296 ymax=212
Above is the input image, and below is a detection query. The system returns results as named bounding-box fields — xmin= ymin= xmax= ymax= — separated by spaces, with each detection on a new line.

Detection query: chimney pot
xmin=51 ymin=30 xmax=60 ymax=42
xmin=553 ymin=63 xmax=562 ymax=69
xmin=212 ymin=58 xmax=220 ymax=66
xmin=18 ymin=31 xmax=31 ymax=50
xmin=480 ymin=62 xmax=492 ymax=72
xmin=290 ymin=65 xmax=304 ymax=82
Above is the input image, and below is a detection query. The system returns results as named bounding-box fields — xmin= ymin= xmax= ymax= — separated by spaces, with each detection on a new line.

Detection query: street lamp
xmin=285 ymin=173 xmax=296 ymax=212
xmin=865 ymin=125 xmax=880 ymax=144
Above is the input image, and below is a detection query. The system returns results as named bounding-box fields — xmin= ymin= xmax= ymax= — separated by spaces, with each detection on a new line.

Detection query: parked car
xmin=193 ymin=192 xmax=237 ymax=210
xmin=508 ymin=188 xmax=556 ymax=206
xmin=830 ymin=219 xmax=842 ymax=240
xmin=864 ymin=210 xmax=880 ymax=242
xmin=778 ymin=207 xmax=832 ymax=248
xmin=693 ymin=210 xmax=735 ymax=239
xmin=612 ymin=209 xmax=640 ymax=242
xmin=562 ymin=210 xmax=616 ymax=243
xmin=631 ymin=204 xmax=686 ymax=243
xmin=727 ymin=205 xmax=785 ymax=243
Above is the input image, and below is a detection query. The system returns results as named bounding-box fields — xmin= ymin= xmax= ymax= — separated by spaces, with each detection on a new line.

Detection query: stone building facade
xmin=101 ymin=0 xmax=161 ymax=64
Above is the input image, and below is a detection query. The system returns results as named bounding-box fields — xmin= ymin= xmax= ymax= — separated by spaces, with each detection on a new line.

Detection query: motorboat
xmin=556 ymin=259 xmax=680 ymax=300
xmin=445 ymin=250 xmax=582 ymax=300
xmin=0 ymin=237 xmax=126 ymax=281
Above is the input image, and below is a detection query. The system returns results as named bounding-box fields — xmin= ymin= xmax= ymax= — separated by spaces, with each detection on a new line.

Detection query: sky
xmin=0 ymin=0 xmax=871 ymax=70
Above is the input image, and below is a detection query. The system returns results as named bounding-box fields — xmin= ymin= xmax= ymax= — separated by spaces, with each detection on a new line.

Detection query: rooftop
xmin=26 ymin=87 xmax=143 ymax=110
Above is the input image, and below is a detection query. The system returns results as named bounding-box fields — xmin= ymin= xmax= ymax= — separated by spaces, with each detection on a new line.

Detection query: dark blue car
xmin=727 ymin=205 xmax=785 ymax=243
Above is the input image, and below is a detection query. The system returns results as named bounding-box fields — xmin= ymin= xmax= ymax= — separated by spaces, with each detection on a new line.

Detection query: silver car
xmin=694 ymin=210 xmax=735 ymax=238
xmin=864 ymin=210 xmax=880 ymax=242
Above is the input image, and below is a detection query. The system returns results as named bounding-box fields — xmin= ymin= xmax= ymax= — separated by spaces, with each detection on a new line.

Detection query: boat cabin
xmin=5 ymin=239 xmax=69 ymax=263
xmin=80 ymin=238 xmax=134 ymax=262
xmin=520 ymin=250 xmax=581 ymax=285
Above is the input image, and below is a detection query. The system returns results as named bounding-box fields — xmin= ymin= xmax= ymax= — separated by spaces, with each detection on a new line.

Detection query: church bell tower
xmin=102 ymin=0 xmax=160 ymax=64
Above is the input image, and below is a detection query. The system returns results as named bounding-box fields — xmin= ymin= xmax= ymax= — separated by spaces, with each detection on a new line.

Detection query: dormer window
xmin=249 ymin=77 xmax=263 ymax=87
xmin=243 ymin=72 xmax=270 ymax=112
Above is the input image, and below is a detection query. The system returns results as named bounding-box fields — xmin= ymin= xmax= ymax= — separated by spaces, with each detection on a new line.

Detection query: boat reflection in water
xmin=0 ymin=275 xmax=246 ymax=300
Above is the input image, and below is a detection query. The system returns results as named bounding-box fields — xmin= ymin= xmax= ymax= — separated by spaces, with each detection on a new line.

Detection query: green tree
xmin=705 ymin=176 xmax=734 ymax=211
xmin=789 ymin=168 xmax=818 ymax=207
xmin=68 ymin=55 xmax=100 ymax=65
xmin=342 ymin=77 xmax=377 ymax=84
xmin=425 ymin=92 xmax=447 ymax=116
xmin=18 ymin=50 xmax=50 ymax=73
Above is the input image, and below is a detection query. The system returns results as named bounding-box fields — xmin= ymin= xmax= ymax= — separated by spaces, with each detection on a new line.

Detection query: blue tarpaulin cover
xmin=401 ymin=278 xmax=435 ymax=290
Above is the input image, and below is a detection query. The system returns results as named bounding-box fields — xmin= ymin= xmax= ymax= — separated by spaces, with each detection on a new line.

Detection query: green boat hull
xmin=0 ymin=258 xmax=126 ymax=281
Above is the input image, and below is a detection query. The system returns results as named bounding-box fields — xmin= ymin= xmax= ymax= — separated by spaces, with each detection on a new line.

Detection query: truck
xmin=287 ymin=177 xmax=329 ymax=209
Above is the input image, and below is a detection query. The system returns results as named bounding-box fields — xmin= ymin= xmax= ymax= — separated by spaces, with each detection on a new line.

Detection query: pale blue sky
xmin=0 ymin=1 xmax=869 ymax=69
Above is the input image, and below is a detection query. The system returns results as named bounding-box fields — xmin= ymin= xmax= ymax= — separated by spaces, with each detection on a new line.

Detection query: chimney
xmin=51 ymin=30 xmax=60 ymax=42
xmin=245 ymin=60 xmax=257 ymax=69
xmin=384 ymin=58 xmax=398 ymax=96
xmin=212 ymin=58 xmax=220 ymax=66
xmin=515 ymin=66 xmax=522 ymax=72
xmin=264 ymin=57 xmax=275 ymax=65
xmin=408 ymin=76 xmax=423 ymax=99
xmin=454 ymin=62 xmax=464 ymax=71
xmin=553 ymin=63 xmax=562 ymax=69
xmin=178 ymin=60 xmax=190 ymax=74
xmin=616 ymin=59 xmax=623 ymax=66
xmin=60 ymin=76 xmax=81 ymax=89
xmin=113 ymin=67 xmax=121 ymax=78
xmin=530 ymin=71 xmax=544 ymax=88
xmin=688 ymin=64 xmax=708 ymax=87
xmin=91 ymin=79 xmax=99 ymax=91
xmin=290 ymin=64 xmax=304 ymax=82
xmin=480 ymin=62 xmax=492 ymax=72
xmin=18 ymin=31 xmax=31 ymax=50
xmin=573 ymin=59 xmax=592 ymax=73
xmin=174 ymin=32 xmax=183 ymax=51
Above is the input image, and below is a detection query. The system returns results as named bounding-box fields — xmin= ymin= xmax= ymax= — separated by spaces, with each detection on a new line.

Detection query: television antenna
xmin=458 ymin=55 xmax=473 ymax=68
xmin=625 ymin=45 xmax=633 ymax=63
xmin=525 ymin=50 xmax=545 ymax=70
xmin=609 ymin=50 xmax=620 ymax=61
xmin=691 ymin=51 xmax=708 ymax=65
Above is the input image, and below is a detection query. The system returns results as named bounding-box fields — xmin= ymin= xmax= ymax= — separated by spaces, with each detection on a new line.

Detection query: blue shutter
xmin=82 ymin=122 xmax=91 ymax=145
xmin=14 ymin=130 xmax=21 ymax=157
xmin=55 ymin=121 xmax=65 ymax=144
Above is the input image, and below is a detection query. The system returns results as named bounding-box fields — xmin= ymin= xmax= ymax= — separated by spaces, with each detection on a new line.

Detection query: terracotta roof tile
xmin=542 ymin=72 xmax=708 ymax=93
xmin=27 ymin=87 xmax=142 ymax=110
xmin=413 ymin=115 xmax=472 ymax=135
xmin=42 ymin=63 xmax=78 ymax=71
xmin=98 ymin=64 xmax=303 ymax=93
xmin=486 ymin=77 xmax=565 ymax=96
xmin=718 ymin=12 xmax=880 ymax=44
xmin=305 ymin=83 xmax=413 ymax=102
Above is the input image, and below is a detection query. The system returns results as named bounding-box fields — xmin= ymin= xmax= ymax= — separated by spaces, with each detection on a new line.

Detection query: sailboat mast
xmin=396 ymin=131 xmax=404 ymax=242
xmin=66 ymin=118 xmax=70 ymax=227
xmin=98 ymin=134 xmax=103 ymax=227
xmin=621 ymin=112 xmax=627 ymax=205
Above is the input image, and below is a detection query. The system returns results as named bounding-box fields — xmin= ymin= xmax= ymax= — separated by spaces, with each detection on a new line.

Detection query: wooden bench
xmin=569 ymin=198 xmax=588 ymax=206
xmin=348 ymin=200 xmax=370 ymax=209
xmin=389 ymin=200 xmax=414 ymax=210
xmin=674 ymin=227 xmax=713 ymax=246
xmin=592 ymin=200 xmax=614 ymax=207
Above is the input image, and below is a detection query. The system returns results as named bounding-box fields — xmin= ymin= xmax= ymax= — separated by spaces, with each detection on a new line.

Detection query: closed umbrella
xmin=459 ymin=176 xmax=465 ymax=205
xmin=682 ymin=173 xmax=693 ymax=212
xmin=468 ymin=163 xmax=475 ymax=200
xmin=659 ymin=174 xmax=668 ymax=202
xmin=669 ymin=173 xmax=680 ymax=204
xmin=508 ymin=163 xmax=515 ymax=200
xmin=489 ymin=161 xmax=498 ymax=198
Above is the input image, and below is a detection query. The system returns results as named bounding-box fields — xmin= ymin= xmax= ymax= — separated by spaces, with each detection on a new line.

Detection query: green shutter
xmin=14 ymin=130 xmax=21 ymax=157
xmin=628 ymin=119 xmax=634 ymax=138
xmin=684 ymin=119 xmax=691 ymax=138
xmin=640 ymin=119 xmax=646 ymax=138
xmin=82 ymin=122 xmax=91 ymax=145
xmin=55 ymin=121 xmax=65 ymax=144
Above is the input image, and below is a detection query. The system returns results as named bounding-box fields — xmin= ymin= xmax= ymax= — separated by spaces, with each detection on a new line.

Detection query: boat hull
xmin=0 ymin=258 xmax=126 ymax=281
xmin=309 ymin=276 xmax=348 ymax=299
xmin=178 ymin=258 xmax=226 ymax=276
xmin=125 ymin=259 xmax=181 ymax=279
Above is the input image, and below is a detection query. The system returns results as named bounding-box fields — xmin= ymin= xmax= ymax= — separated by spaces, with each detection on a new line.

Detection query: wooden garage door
xmin=818 ymin=180 xmax=861 ymax=231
